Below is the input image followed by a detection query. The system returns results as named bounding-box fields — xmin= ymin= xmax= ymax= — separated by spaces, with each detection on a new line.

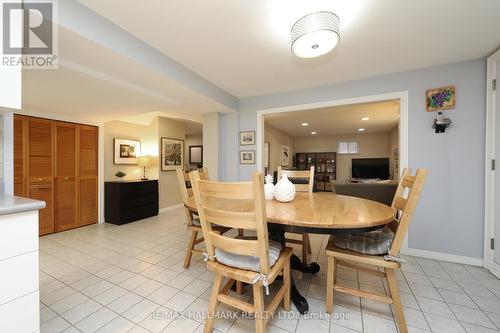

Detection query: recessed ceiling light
xmin=311 ymin=131 xmax=317 ymax=135
xmin=301 ymin=122 xmax=309 ymax=126
xmin=361 ymin=117 xmax=370 ymax=121
xmin=358 ymin=128 xmax=365 ymax=132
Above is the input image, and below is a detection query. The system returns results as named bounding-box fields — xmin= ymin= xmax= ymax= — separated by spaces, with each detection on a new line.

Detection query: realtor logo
xmin=1 ymin=0 xmax=58 ymax=68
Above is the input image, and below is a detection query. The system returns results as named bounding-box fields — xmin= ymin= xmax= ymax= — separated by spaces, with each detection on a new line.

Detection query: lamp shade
xmin=137 ymin=156 xmax=151 ymax=167
xmin=291 ymin=11 xmax=340 ymax=58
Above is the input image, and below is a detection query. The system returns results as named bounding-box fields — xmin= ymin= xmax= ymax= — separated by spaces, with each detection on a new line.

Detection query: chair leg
xmin=302 ymin=234 xmax=309 ymax=263
xmin=236 ymin=281 xmax=243 ymax=295
xmin=283 ymin=259 xmax=291 ymax=311
xmin=252 ymin=284 xmax=266 ymax=333
xmin=306 ymin=234 xmax=312 ymax=253
xmin=386 ymin=268 xmax=408 ymax=333
xmin=205 ymin=272 xmax=223 ymax=333
xmin=184 ymin=230 xmax=198 ymax=269
xmin=326 ymin=256 xmax=335 ymax=313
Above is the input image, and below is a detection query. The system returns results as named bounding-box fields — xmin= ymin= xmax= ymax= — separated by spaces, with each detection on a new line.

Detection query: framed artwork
xmin=240 ymin=131 xmax=255 ymax=145
xmin=114 ymin=139 xmax=141 ymax=165
xmin=281 ymin=145 xmax=290 ymax=167
xmin=263 ymin=142 xmax=270 ymax=169
xmin=161 ymin=137 xmax=184 ymax=171
xmin=426 ymin=86 xmax=456 ymax=112
xmin=240 ymin=150 xmax=255 ymax=164
xmin=189 ymin=145 xmax=203 ymax=165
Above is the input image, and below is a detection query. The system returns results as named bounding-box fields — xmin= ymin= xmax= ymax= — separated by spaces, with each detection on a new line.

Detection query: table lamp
xmin=137 ymin=156 xmax=151 ymax=180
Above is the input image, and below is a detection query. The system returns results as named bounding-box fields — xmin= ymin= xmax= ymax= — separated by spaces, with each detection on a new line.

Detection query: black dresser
xmin=105 ymin=180 xmax=159 ymax=225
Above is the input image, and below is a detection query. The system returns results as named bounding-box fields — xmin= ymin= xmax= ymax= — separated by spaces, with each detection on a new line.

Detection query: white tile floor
xmin=39 ymin=208 xmax=500 ymax=333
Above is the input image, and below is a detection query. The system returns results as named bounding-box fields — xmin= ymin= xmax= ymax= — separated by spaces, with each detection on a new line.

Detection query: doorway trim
xmin=484 ymin=49 xmax=500 ymax=276
xmin=256 ymin=91 xmax=409 ymax=249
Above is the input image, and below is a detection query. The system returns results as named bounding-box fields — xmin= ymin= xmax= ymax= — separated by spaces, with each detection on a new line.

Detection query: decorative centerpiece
xmin=264 ymin=174 xmax=275 ymax=200
xmin=274 ymin=174 xmax=296 ymax=202
xmin=115 ymin=171 xmax=126 ymax=181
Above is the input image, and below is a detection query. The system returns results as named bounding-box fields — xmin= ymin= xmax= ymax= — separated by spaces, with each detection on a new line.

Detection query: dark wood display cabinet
xmin=295 ymin=152 xmax=336 ymax=191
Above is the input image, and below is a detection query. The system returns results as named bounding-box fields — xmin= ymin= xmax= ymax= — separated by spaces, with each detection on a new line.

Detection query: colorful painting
xmin=161 ymin=137 xmax=184 ymax=171
xmin=426 ymin=86 xmax=456 ymax=112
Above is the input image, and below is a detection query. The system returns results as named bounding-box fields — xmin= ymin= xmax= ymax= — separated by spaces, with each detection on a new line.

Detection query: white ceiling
xmin=78 ymin=0 xmax=500 ymax=97
xmin=22 ymin=27 xmax=231 ymax=123
xmin=264 ymin=100 xmax=399 ymax=137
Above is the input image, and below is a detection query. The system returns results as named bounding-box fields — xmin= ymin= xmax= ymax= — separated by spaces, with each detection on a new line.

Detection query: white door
xmin=486 ymin=49 xmax=500 ymax=277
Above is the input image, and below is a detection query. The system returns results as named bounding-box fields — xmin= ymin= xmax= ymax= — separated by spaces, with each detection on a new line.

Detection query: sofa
xmin=332 ymin=181 xmax=398 ymax=206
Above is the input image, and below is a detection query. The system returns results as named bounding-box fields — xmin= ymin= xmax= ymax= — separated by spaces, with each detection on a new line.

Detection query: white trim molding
xmin=484 ymin=48 xmax=500 ymax=274
xmin=402 ymin=247 xmax=484 ymax=267
xmin=256 ymin=91 xmax=410 ymax=250
xmin=159 ymin=203 xmax=184 ymax=214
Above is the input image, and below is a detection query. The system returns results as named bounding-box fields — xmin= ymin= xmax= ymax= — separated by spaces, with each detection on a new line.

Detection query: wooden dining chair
xmin=190 ymin=171 xmax=292 ymax=333
xmin=324 ymin=168 xmax=428 ymax=333
xmin=176 ymin=168 xmax=229 ymax=268
xmin=277 ymin=166 xmax=314 ymax=263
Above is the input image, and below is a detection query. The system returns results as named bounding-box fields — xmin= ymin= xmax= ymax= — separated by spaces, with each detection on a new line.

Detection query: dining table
xmin=184 ymin=191 xmax=396 ymax=313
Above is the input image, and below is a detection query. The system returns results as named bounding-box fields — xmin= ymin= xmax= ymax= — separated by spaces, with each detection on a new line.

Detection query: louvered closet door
xmin=55 ymin=122 xmax=78 ymax=231
xmin=14 ymin=115 xmax=27 ymax=197
xmin=28 ymin=117 xmax=55 ymax=235
xmin=79 ymin=125 xmax=98 ymax=226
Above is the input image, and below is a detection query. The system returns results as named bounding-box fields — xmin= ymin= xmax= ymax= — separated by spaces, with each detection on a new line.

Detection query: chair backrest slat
xmin=204 ymin=207 xmax=257 ymax=230
xmin=210 ymin=232 xmax=260 ymax=256
xmin=190 ymin=171 xmax=271 ymax=274
xmin=393 ymin=196 xmax=407 ymax=211
xmin=277 ymin=166 xmax=315 ymax=193
xmin=389 ymin=168 xmax=428 ymax=255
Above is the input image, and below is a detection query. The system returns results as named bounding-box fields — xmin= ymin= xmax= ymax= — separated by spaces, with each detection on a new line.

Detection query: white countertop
xmin=0 ymin=193 xmax=46 ymax=216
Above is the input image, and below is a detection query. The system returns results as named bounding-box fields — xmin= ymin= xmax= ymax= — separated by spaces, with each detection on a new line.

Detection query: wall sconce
xmin=137 ymin=156 xmax=151 ymax=180
xmin=433 ymin=111 xmax=452 ymax=133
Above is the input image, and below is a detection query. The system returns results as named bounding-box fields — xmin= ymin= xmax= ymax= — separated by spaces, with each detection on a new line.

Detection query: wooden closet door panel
xmin=27 ymin=117 xmax=55 ymax=235
xmin=79 ymin=125 xmax=98 ymax=226
xmin=14 ymin=115 xmax=27 ymax=197
xmin=30 ymin=185 xmax=54 ymax=235
xmin=55 ymin=122 xmax=78 ymax=231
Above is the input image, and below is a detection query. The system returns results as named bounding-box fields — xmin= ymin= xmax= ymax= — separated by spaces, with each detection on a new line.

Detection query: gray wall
xmin=220 ymin=58 xmax=486 ymax=259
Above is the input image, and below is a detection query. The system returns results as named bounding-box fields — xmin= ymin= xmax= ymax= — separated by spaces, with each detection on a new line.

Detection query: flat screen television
xmin=352 ymin=158 xmax=390 ymax=180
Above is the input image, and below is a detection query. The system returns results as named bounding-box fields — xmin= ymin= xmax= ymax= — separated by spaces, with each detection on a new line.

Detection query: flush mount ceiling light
xmin=301 ymin=122 xmax=309 ymax=126
xmin=291 ymin=11 xmax=340 ymax=58
xmin=311 ymin=131 xmax=317 ymax=135
xmin=361 ymin=117 xmax=370 ymax=121
xmin=358 ymin=128 xmax=365 ymax=132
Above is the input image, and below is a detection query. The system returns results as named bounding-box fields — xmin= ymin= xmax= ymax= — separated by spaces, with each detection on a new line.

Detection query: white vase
xmin=264 ymin=174 xmax=275 ymax=200
xmin=274 ymin=174 xmax=296 ymax=202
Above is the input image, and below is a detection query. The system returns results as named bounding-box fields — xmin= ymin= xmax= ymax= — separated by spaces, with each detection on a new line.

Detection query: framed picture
xmin=263 ymin=142 xmax=270 ymax=169
xmin=114 ymin=139 xmax=141 ymax=165
xmin=426 ymin=86 xmax=456 ymax=112
xmin=240 ymin=131 xmax=255 ymax=145
xmin=281 ymin=145 xmax=290 ymax=167
xmin=240 ymin=150 xmax=255 ymax=164
xmin=161 ymin=137 xmax=184 ymax=171
xmin=189 ymin=145 xmax=203 ymax=165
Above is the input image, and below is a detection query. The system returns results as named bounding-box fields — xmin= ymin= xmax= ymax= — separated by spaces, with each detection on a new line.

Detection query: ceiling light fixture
xmin=291 ymin=11 xmax=340 ymax=58
xmin=311 ymin=131 xmax=317 ymax=135
xmin=361 ymin=117 xmax=370 ymax=121
xmin=358 ymin=128 xmax=365 ymax=132
xmin=301 ymin=122 xmax=309 ymax=126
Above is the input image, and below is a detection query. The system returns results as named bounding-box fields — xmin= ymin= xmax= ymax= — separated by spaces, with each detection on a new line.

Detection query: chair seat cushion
xmin=215 ymin=240 xmax=283 ymax=272
xmin=330 ymin=229 xmax=394 ymax=255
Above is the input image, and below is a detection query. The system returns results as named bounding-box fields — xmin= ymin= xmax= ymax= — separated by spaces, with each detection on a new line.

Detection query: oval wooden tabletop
xmin=185 ymin=192 xmax=396 ymax=229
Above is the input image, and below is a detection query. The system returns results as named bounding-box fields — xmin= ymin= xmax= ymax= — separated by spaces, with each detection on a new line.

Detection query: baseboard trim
xmin=402 ymin=247 xmax=484 ymax=267
xmin=159 ymin=204 xmax=184 ymax=214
